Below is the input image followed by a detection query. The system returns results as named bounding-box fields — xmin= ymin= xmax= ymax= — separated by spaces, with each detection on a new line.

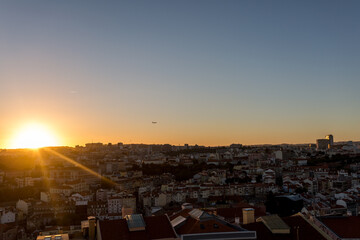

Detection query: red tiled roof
xmin=170 ymin=208 xmax=245 ymax=235
xmin=0 ymin=223 xmax=18 ymax=233
xmin=176 ymin=217 xmax=238 ymax=235
xmin=145 ymin=215 xmax=177 ymax=239
xmin=320 ymin=216 xmax=360 ymax=238
xmin=99 ymin=215 xmax=177 ymax=240
xmin=169 ymin=208 xmax=192 ymax=221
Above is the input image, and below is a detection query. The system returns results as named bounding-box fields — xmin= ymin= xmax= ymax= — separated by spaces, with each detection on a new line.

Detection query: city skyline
xmin=1 ymin=1 xmax=360 ymax=148
xmin=3 ymin=132 xmax=359 ymax=150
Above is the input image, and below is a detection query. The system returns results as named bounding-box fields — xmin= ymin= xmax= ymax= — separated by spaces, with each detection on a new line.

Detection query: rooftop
xmin=319 ymin=216 xmax=360 ymax=239
xmin=36 ymin=234 xmax=69 ymax=240
xmin=257 ymin=215 xmax=290 ymax=234
xmin=245 ymin=215 xmax=327 ymax=240
xmin=98 ymin=215 xmax=177 ymax=240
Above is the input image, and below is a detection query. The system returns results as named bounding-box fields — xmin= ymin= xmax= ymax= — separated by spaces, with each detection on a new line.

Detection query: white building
xmin=108 ymin=197 xmax=122 ymax=214
xmin=0 ymin=208 xmax=16 ymax=224
xmin=274 ymin=150 xmax=283 ymax=160
xmin=40 ymin=192 xmax=51 ymax=202
xmin=16 ymin=199 xmax=31 ymax=215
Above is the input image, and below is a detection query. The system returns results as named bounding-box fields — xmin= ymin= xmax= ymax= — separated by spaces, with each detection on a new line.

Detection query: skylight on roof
xmin=171 ymin=216 xmax=186 ymax=227
xmin=125 ymin=214 xmax=146 ymax=232
xmin=259 ymin=215 xmax=290 ymax=234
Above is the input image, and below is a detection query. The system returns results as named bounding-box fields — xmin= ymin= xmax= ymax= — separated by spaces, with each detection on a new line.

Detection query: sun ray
xmin=43 ymin=148 xmax=116 ymax=187
xmin=34 ymin=149 xmax=51 ymax=190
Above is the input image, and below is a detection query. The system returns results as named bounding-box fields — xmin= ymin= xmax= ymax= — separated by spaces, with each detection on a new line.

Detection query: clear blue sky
xmin=1 ymin=0 xmax=359 ymax=147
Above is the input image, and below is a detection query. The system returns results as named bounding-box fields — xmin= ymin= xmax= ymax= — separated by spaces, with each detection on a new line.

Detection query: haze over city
xmin=1 ymin=0 xmax=359 ymax=148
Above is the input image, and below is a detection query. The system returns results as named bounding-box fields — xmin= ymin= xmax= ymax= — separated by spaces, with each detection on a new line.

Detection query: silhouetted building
xmin=230 ymin=144 xmax=243 ymax=148
xmin=266 ymin=195 xmax=303 ymax=217
xmin=326 ymin=134 xmax=334 ymax=148
xmin=316 ymin=139 xmax=329 ymax=150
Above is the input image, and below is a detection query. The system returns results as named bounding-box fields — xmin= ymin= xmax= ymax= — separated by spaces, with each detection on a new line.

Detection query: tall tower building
xmin=326 ymin=134 xmax=334 ymax=148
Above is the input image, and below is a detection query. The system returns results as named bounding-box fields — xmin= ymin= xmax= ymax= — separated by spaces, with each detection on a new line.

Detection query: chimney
xmin=242 ymin=208 xmax=255 ymax=224
xmin=88 ymin=216 xmax=96 ymax=240
xmin=122 ymin=207 xmax=134 ymax=218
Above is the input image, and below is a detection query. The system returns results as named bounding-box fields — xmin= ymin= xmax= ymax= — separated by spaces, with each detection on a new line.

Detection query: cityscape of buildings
xmin=0 ymin=135 xmax=359 ymax=239
xmin=2 ymin=1 xmax=360 ymax=239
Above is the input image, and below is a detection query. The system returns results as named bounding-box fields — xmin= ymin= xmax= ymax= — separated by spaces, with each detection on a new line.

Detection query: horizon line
xmin=1 ymin=139 xmax=359 ymax=150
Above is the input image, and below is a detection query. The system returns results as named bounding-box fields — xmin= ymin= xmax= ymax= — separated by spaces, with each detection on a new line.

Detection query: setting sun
xmin=9 ymin=124 xmax=59 ymax=149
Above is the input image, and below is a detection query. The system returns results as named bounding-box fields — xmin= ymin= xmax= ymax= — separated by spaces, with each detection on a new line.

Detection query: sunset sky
xmin=1 ymin=1 xmax=360 ymax=148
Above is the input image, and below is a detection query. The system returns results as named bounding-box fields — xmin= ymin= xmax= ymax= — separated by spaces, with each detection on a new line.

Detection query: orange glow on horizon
xmin=8 ymin=123 xmax=60 ymax=149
